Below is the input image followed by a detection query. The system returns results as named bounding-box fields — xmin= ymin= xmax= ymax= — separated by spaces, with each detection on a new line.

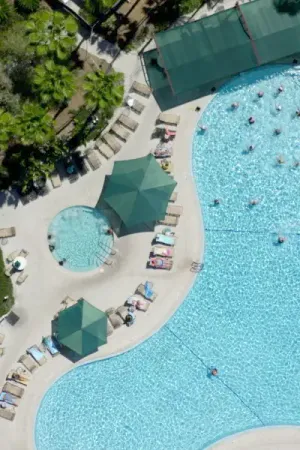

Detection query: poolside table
xmin=12 ymin=257 xmax=27 ymax=271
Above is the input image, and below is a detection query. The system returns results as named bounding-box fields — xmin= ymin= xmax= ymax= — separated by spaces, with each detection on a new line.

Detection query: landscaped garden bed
xmin=0 ymin=249 xmax=14 ymax=317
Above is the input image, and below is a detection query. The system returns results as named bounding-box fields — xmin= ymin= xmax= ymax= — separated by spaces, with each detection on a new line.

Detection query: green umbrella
xmin=96 ymin=154 xmax=176 ymax=234
xmin=56 ymin=299 xmax=107 ymax=357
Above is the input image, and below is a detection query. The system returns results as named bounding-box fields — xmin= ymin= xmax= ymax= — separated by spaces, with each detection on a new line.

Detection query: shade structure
xmin=96 ymin=154 xmax=177 ymax=236
xmin=56 ymin=299 xmax=107 ymax=357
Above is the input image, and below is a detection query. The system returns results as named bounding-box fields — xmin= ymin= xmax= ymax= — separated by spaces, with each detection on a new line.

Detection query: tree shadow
xmin=144 ymin=0 xmax=181 ymax=31
xmin=273 ymin=0 xmax=300 ymax=15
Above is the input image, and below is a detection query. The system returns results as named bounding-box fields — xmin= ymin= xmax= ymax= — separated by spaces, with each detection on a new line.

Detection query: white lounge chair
xmin=16 ymin=272 xmax=28 ymax=285
xmin=0 ymin=406 xmax=15 ymax=421
xmin=18 ymin=354 xmax=38 ymax=373
xmin=18 ymin=249 xmax=29 ymax=258
xmin=27 ymin=345 xmax=47 ymax=366
xmin=6 ymin=251 xmax=19 ymax=264
xmin=158 ymin=113 xmax=180 ymax=125
xmin=131 ymin=98 xmax=145 ymax=114
xmin=50 ymin=170 xmax=62 ymax=188
xmin=117 ymin=114 xmax=138 ymax=132
xmin=95 ymin=142 xmax=114 ymax=160
xmin=131 ymin=81 xmax=151 ymax=98
xmin=166 ymin=204 xmax=183 ymax=217
xmin=0 ymin=227 xmax=16 ymax=238
xmin=111 ymin=124 xmax=130 ymax=142
xmin=102 ymin=133 xmax=122 ymax=154
xmin=85 ymin=150 xmax=101 ymax=170
xmin=3 ymin=382 xmax=24 ymax=398
xmin=158 ymin=215 xmax=178 ymax=226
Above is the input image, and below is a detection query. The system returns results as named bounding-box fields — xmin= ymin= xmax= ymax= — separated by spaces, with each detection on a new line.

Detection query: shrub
xmin=0 ymin=249 xmax=14 ymax=317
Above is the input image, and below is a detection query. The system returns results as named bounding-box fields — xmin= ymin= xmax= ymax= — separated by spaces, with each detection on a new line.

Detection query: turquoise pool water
xmin=48 ymin=206 xmax=113 ymax=271
xmin=36 ymin=65 xmax=300 ymax=449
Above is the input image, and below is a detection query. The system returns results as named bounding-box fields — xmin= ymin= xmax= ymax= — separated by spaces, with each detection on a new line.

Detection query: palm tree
xmin=0 ymin=108 xmax=15 ymax=150
xmin=17 ymin=103 xmax=55 ymax=146
xmin=16 ymin=0 xmax=40 ymax=13
xmin=0 ymin=0 xmax=13 ymax=27
xmin=26 ymin=10 xmax=78 ymax=60
xmin=83 ymin=70 xmax=124 ymax=113
xmin=33 ymin=60 xmax=76 ymax=107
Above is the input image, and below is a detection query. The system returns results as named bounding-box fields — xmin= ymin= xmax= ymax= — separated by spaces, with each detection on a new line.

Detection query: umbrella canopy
xmin=96 ymin=154 xmax=176 ymax=233
xmin=56 ymin=299 xmax=107 ymax=357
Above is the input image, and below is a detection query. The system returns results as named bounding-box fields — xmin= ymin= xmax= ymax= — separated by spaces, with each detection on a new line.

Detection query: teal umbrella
xmin=96 ymin=154 xmax=176 ymax=235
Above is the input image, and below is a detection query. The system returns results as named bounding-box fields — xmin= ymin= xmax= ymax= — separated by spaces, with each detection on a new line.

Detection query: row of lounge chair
xmin=0 ymin=337 xmax=59 ymax=421
xmin=0 ymin=227 xmax=16 ymax=239
xmin=105 ymin=282 xmax=157 ymax=332
xmin=147 ymin=229 xmax=177 ymax=271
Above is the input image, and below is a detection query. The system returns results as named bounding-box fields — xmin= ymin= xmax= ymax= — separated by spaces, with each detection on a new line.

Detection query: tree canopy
xmin=83 ymin=70 xmax=124 ymax=113
xmin=17 ymin=103 xmax=55 ymax=146
xmin=33 ymin=60 xmax=76 ymax=106
xmin=26 ymin=10 xmax=78 ymax=60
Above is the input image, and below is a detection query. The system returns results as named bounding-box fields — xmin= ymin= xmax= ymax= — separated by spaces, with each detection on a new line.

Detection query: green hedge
xmin=0 ymin=248 xmax=14 ymax=317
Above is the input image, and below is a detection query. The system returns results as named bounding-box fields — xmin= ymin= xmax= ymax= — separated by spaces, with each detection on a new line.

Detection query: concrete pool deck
xmin=0 ymin=90 xmax=211 ymax=449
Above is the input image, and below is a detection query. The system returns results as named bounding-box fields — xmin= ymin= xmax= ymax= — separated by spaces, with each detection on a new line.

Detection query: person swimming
xmin=278 ymin=236 xmax=286 ymax=244
xmin=258 ymin=91 xmax=264 ymax=98
xmin=296 ymin=110 xmax=300 ymax=117
xmin=278 ymin=86 xmax=284 ymax=93
xmin=199 ymin=124 xmax=207 ymax=131
xmin=213 ymin=199 xmax=220 ymax=205
xmin=249 ymin=199 xmax=259 ymax=206
xmin=276 ymin=105 xmax=282 ymax=111
xmin=248 ymin=145 xmax=255 ymax=151
xmin=274 ymin=128 xmax=281 ymax=135
xmin=231 ymin=102 xmax=239 ymax=109
xmin=277 ymin=155 xmax=285 ymax=164
xmin=249 ymin=116 xmax=255 ymax=124
xmin=211 ymin=368 xmax=218 ymax=377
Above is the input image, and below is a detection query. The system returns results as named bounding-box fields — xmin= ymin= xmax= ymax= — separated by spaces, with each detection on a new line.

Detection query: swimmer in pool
xmin=258 ymin=91 xmax=264 ymax=98
xmin=249 ymin=117 xmax=255 ymax=124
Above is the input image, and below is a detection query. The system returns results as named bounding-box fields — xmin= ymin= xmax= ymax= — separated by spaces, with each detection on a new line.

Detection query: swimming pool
xmin=48 ymin=206 xmax=113 ymax=271
xmin=36 ymin=65 xmax=300 ymax=449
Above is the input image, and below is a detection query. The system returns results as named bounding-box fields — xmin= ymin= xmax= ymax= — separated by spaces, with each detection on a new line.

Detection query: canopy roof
xmin=96 ymin=154 xmax=176 ymax=235
xmin=56 ymin=299 xmax=107 ymax=357
xmin=144 ymin=0 xmax=300 ymax=110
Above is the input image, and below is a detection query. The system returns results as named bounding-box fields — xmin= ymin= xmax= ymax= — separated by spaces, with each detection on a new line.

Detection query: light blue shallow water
xmin=36 ymin=65 xmax=300 ymax=449
xmin=48 ymin=206 xmax=113 ymax=271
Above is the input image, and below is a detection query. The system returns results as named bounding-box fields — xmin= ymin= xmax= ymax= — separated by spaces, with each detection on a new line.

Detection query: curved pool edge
xmin=15 ymin=99 xmax=207 ymax=450
xmin=207 ymin=426 xmax=300 ymax=450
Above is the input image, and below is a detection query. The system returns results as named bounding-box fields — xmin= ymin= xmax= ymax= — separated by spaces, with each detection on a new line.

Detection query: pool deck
xmin=0 ymin=86 xmax=211 ymax=448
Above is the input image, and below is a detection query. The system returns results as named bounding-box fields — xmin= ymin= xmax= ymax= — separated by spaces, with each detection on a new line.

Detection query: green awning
xmin=96 ymin=154 xmax=176 ymax=235
xmin=56 ymin=299 xmax=107 ymax=357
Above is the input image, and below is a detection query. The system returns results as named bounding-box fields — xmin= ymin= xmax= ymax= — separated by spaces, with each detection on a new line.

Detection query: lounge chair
xmin=0 ymin=405 xmax=15 ymax=421
xmin=6 ymin=251 xmax=19 ymax=264
xmin=95 ymin=142 xmax=114 ymax=160
xmin=27 ymin=346 xmax=47 ymax=366
xmin=117 ymin=114 xmax=138 ymax=132
xmin=169 ymin=192 xmax=178 ymax=202
xmin=136 ymin=282 xmax=157 ymax=302
xmin=6 ymin=370 xmax=29 ymax=386
xmin=131 ymin=98 xmax=145 ymax=114
xmin=131 ymin=81 xmax=151 ymax=98
xmin=3 ymin=382 xmax=24 ymax=398
xmin=18 ymin=249 xmax=29 ymax=258
xmin=16 ymin=272 xmax=28 ymax=285
xmin=85 ymin=150 xmax=101 ymax=171
xmin=102 ymin=133 xmax=122 ymax=154
xmin=152 ymin=246 xmax=174 ymax=257
xmin=111 ymin=124 xmax=130 ymax=142
xmin=157 ymin=113 xmax=180 ymax=126
xmin=0 ymin=392 xmax=19 ymax=407
xmin=42 ymin=336 xmax=59 ymax=357
xmin=166 ymin=204 xmax=183 ymax=217
xmin=0 ymin=227 xmax=16 ymax=238
xmin=148 ymin=257 xmax=173 ymax=270
xmin=50 ymin=170 xmax=62 ymax=188
xmin=4 ymin=264 xmax=14 ymax=277
xmin=158 ymin=215 xmax=178 ymax=227
xmin=154 ymin=233 xmax=176 ymax=246
xmin=0 ymin=333 xmax=4 ymax=345
xmin=106 ymin=308 xmax=124 ymax=329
